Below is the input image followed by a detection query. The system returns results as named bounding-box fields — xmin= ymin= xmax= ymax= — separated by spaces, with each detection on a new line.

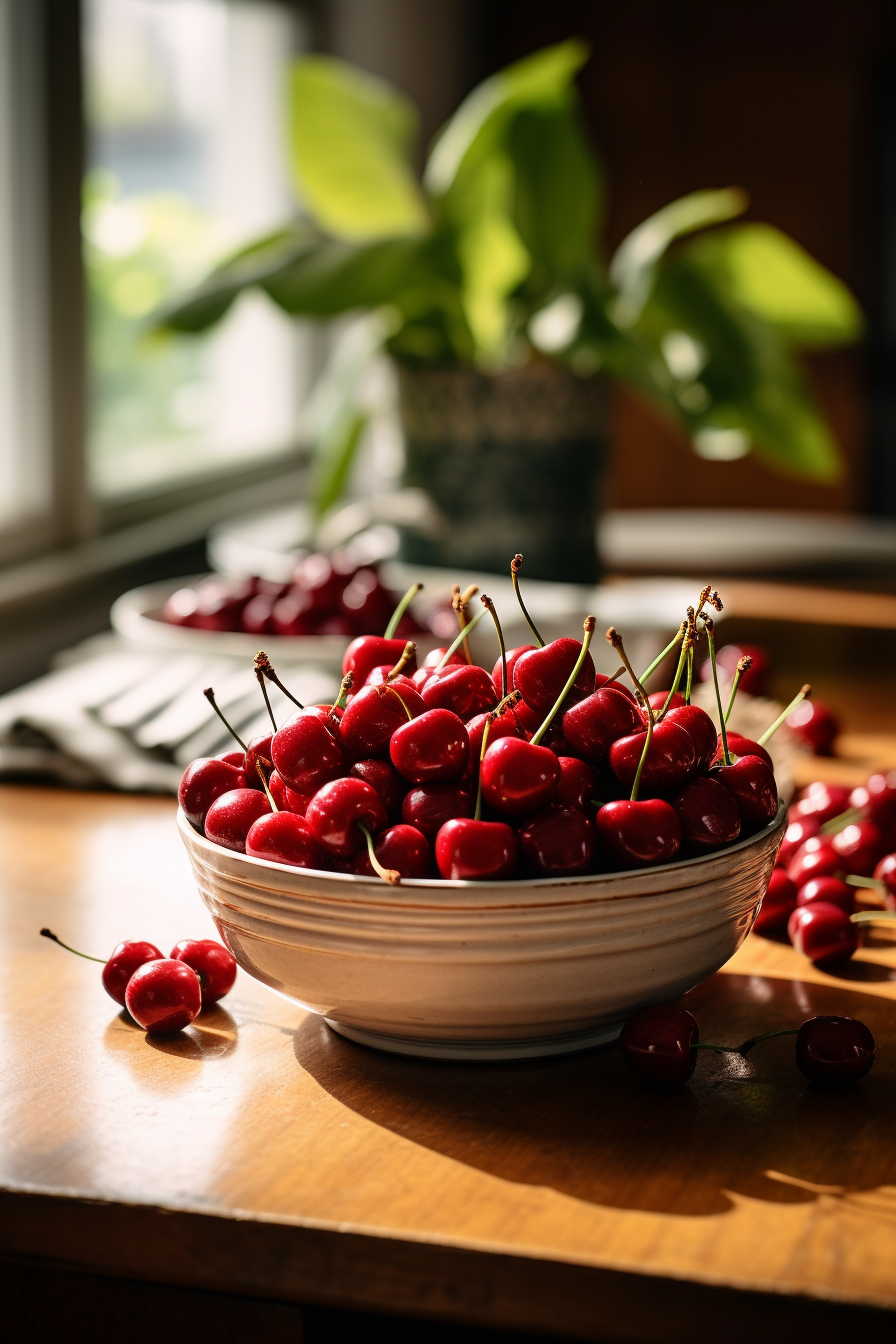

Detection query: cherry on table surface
xmin=480 ymin=735 xmax=560 ymax=817
xmin=204 ymin=788 xmax=272 ymax=854
xmin=401 ymin=780 xmax=475 ymax=839
xmin=434 ymin=816 xmax=517 ymax=881
xmin=787 ymin=698 xmax=839 ymax=756
xmin=850 ymin=772 xmax=896 ymax=832
xmin=873 ymin=851 xmax=896 ymax=907
xmin=752 ymin=866 xmax=798 ymax=934
xmin=245 ymin=810 xmax=324 ymax=870
xmin=594 ymin=798 xmax=682 ymax=869
xmin=787 ymin=834 xmax=843 ymax=890
xmin=353 ymin=824 xmax=433 ymax=879
xmin=40 ymin=929 xmax=163 ymax=1006
xmin=618 ymin=1004 xmax=699 ymax=1085
xmin=270 ymin=708 xmax=347 ymax=793
xmin=671 ymin=774 xmax=741 ymax=856
xmin=517 ymin=804 xmax=595 ymax=877
xmin=795 ymin=1015 xmax=875 ymax=1084
xmin=389 ymin=708 xmax=469 ymax=784
xmin=831 ymin=817 xmax=887 ymax=877
xmin=787 ymin=901 xmax=859 ymax=969
xmin=796 ymin=875 xmax=855 ymax=915
xmin=561 ymin=686 xmax=641 ymax=765
xmin=179 ymin=757 xmax=246 ymax=828
xmin=125 ymin=958 xmax=203 ymax=1034
xmin=305 ymin=777 xmax=388 ymax=857
xmin=169 ymin=938 xmax=237 ymax=1004
xmin=778 ymin=813 xmax=822 ymax=866
xmin=512 ymin=637 xmax=596 ymax=714
xmin=792 ymin=782 xmax=852 ymax=825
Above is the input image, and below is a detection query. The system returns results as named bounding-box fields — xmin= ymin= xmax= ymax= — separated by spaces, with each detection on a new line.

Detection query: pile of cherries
xmin=753 ymin=772 xmax=896 ymax=970
xmin=179 ymin=567 xmax=786 ymax=883
xmin=162 ymin=552 xmax=423 ymax=640
xmin=41 ymin=928 xmax=237 ymax=1034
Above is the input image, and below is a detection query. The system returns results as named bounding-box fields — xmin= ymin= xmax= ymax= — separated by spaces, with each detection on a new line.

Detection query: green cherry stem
xmin=684 ymin=645 xmax=695 ymax=706
xmin=704 ymin=620 xmax=731 ymax=766
xmin=845 ymin=874 xmax=885 ymax=892
xmin=434 ymin=604 xmax=489 ymax=671
xmin=481 ymin=593 xmax=507 ymax=699
xmin=40 ymin=928 xmax=104 ymax=962
xmin=819 ymin=807 xmax=864 ymax=836
xmin=724 ymin=654 xmax=752 ymax=725
xmin=606 ymin=625 xmax=654 ymax=802
xmin=637 ymin=624 xmax=686 ymax=688
xmin=358 ymin=822 xmax=400 ymax=885
xmin=203 ymin=687 xmax=248 ymax=752
xmin=474 ymin=713 xmax=495 ymax=822
xmin=851 ymin=910 xmax=896 ymax=925
xmin=530 ymin=617 xmax=596 ymax=747
xmin=510 ymin=554 xmax=545 ymax=648
xmin=384 ymin=582 xmax=423 ymax=640
xmin=256 ymin=652 xmax=304 ymax=709
xmin=757 ymin=684 xmax=812 ymax=747
xmin=379 ymin=683 xmax=413 ymax=721
xmin=656 ymin=626 xmax=691 ymax=721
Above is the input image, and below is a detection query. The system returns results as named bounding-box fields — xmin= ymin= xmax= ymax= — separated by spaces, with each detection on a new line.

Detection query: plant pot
xmin=395 ymin=360 xmax=606 ymax=582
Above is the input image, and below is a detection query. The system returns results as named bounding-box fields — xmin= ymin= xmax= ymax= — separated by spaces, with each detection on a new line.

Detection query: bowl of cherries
xmin=177 ymin=567 xmax=788 ymax=1061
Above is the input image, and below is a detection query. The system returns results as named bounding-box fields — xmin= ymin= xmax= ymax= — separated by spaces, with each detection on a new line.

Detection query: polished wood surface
xmin=2 ymin=781 xmax=896 ymax=1342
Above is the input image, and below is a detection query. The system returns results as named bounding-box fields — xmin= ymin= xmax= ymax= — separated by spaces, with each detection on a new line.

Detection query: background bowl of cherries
xmin=177 ymin=567 xmax=790 ymax=1061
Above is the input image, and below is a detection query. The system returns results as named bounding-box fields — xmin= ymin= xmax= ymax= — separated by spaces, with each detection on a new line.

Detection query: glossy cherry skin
xmin=101 ymin=940 xmax=164 ymax=1006
xmin=271 ymin=708 xmax=347 ymax=793
xmin=787 ymin=836 xmax=843 ymax=890
xmin=491 ymin=645 xmax=535 ymax=696
xmin=711 ymin=755 xmax=778 ymax=833
xmin=245 ymin=810 xmax=325 ymax=869
xmin=512 ymin=638 xmax=596 ymax=714
xmin=831 ymin=818 xmax=887 ymax=877
xmin=179 ymin=758 xmax=246 ymax=828
xmin=671 ymin=775 xmax=741 ymax=855
xmin=851 ymin=772 xmax=896 ymax=833
xmin=216 ymin=750 xmax=246 ymax=768
xmin=752 ymin=867 xmax=798 ymax=934
xmin=787 ymin=698 xmax=839 ymax=755
xmin=518 ymin=805 xmax=595 ymax=877
xmin=465 ymin=705 xmax=525 ymax=773
xmin=204 ymin=788 xmax=271 ymax=853
xmin=480 ymin=737 xmax=560 ymax=817
xmin=434 ymin=818 xmax=517 ymax=880
xmin=268 ymin=770 xmax=312 ymax=815
xmin=342 ymin=636 xmax=416 ymax=690
xmin=340 ymin=683 xmax=426 ymax=760
xmin=305 ymin=777 xmax=387 ymax=857
xmin=778 ymin=814 xmax=821 ymax=866
xmin=363 ymin=667 xmax=419 ymax=697
xmin=562 ymin=687 xmax=641 ymax=765
xmin=352 ymin=824 xmax=433 ymax=879
xmin=595 ymin=799 xmax=682 ymax=869
xmin=714 ymin=732 xmax=773 ymax=770
xmin=609 ymin=720 xmax=696 ymax=795
xmin=125 ymin=958 xmax=202 ymax=1034
xmin=795 ymin=1015 xmax=875 ymax=1084
xmin=647 ymin=690 xmax=686 ymax=714
xmin=796 ymin=875 xmax=855 ymax=915
xmin=423 ymin=646 xmax=465 ymax=669
xmin=420 ymin=664 xmax=497 ymax=720
xmin=169 ymin=939 xmax=237 ymax=1003
xmin=664 ymin=705 xmax=718 ymax=771
xmin=401 ymin=781 xmax=475 ymax=839
xmin=389 ymin=708 xmax=469 ymax=784
xmin=618 ymin=1005 xmax=699 ymax=1085
xmin=792 ymin=783 xmax=852 ymax=825
xmin=555 ymin=757 xmax=598 ymax=815
xmin=787 ymin=901 xmax=859 ymax=968
xmin=873 ymin=852 xmax=896 ymax=908
xmin=349 ymin=759 xmax=406 ymax=820
xmin=244 ymin=734 xmax=274 ymax=790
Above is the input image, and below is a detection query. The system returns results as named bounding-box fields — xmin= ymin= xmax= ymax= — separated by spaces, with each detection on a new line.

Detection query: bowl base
xmin=323 ymin=1018 xmax=624 ymax=1061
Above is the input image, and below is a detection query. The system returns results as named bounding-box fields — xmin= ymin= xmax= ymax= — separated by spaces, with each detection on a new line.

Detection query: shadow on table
xmin=293 ymin=973 xmax=896 ymax=1218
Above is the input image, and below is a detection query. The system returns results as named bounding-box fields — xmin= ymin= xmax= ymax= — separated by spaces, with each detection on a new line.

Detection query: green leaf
xmin=262 ymin=237 xmax=423 ymax=317
xmin=682 ymin=223 xmax=864 ymax=347
xmin=313 ymin=409 xmax=368 ymax=517
xmin=289 ymin=56 xmax=429 ymax=241
xmin=454 ymin=154 xmax=530 ymax=361
xmin=609 ymin=187 xmax=749 ymax=326
xmin=305 ymin=315 xmax=385 ymax=515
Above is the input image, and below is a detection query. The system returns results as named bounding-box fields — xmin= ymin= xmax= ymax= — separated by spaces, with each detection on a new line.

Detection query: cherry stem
xmin=845 ymin=874 xmax=885 ymax=891
xmin=256 ymin=759 xmax=279 ymax=812
xmin=254 ymin=667 xmax=278 ymax=733
xmin=378 ymin=682 xmax=414 ymax=721
xmin=724 ymin=655 xmax=753 ymax=725
xmin=605 ymin=627 xmax=653 ymax=715
xmin=530 ymin=617 xmax=596 ymax=747
xmin=481 ymin=594 xmax=507 ymax=699
xmin=452 ymin=584 xmax=479 ymax=666
xmin=693 ymin=1028 xmax=800 ymax=1057
xmin=510 ymin=553 xmax=545 ymax=648
xmin=386 ymin=642 xmax=416 ymax=681
xmin=820 ymin=807 xmax=863 ymax=836
xmin=656 ymin=626 xmax=691 ymax=721
xmin=203 ymin=687 xmax=248 ymax=752
xmin=474 ymin=714 xmax=494 ymax=822
xmin=757 ymin=684 xmax=812 ymax=747
xmin=384 ymin=582 xmax=423 ymax=640
xmin=638 ymin=625 xmax=686 ymax=687
xmin=331 ymin=672 xmax=353 ymax=713
xmin=40 ymin=928 xmax=104 ymax=963
xmin=358 ymin=823 xmax=400 ymax=885
xmin=434 ymin=604 xmax=489 ymax=671
xmin=851 ymin=910 xmax=896 ymax=925
xmin=255 ymin=652 xmax=304 ymax=709
xmin=685 ymin=645 xmax=694 ymax=706
xmin=629 ymin=706 xmax=654 ymax=803
xmin=704 ymin=621 xmax=731 ymax=766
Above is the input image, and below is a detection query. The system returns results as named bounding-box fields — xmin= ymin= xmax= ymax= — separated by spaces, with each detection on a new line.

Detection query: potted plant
xmin=160 ymin=40 xmax=862 ymax=581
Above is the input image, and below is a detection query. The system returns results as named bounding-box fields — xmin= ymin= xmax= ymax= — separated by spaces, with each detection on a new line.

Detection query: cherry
xmin=305 ymin=777 xmax=387 ymax=857
xmin=204 ymin=788 xmax=271 ymax=853
xmin=778 ymin=813 xmax=821 ymax=866
xmin=465 ymin=702 xmax=525 ymax=771
xmin=787 ymin=698 xmax=839 ymax=755
xmin=711 ymin=755 xmax=778 ymax=834
xmin=340 ymin=683 xmax=425 ymax=759
xmin=268 ymin=770 xmax=312 ymax=815
xmin=562 ymin=686 xmax=641 ymax=765
xmin=390 ymin=708 xmax=469 ymax=784
xmin=480 ymin=736 xmax=560 ymax=816
xmin=179 ymin=758 xmax=246 ymax=828
xmin=700 ymin=642 xmax=769 ymax=696
xmin=271 ymin=587 xmax=317 ymax=635
xmin=421 ymin=664 xmax=497 ymax=720
xmin=517 ymin=805 xmax=595 ymax=877
xmin=246 ymin=810 xmax=324 ymax=869
xmin=353 ymin=824 xmax=433 ymax=879
xmin=648 ymin=690 xmax=686 ymax=714
xmin=787 ymin=836 xmax=843 ymax=890
xmin=340 ymin=566 xmax=394 ymax=630
xmin=41 ymin=929 xmax=163 ymax=1006
xmin=401 ymin=780 xmax=475 ymax=839
xmin=795 ymin=1015 xmax=874 ymax=1083
xmin=343 ymin=636 xmax=417 ymax=690
xmin=349 ymin=759 xmax=406 ymax=819
xmin=796 ymin=876 xmax=855 ymax=915
xmin=787 ymin=901 xmax=859 ymax=968
xmin=595 ymin=798 xmax=682 ymax=868
xmin=850 ymin=772 xmax=896 ymax=833
xmin=618 ymin=1004 xmax=699 ymax=1085
xmin=830 ymin=818 xmax=887 ymax=877
xmin=169 ymin=939 xmax=237 ymax=1003
xmin=555 ymin=756 xmax=598 ymax=814
xmin=671 ymin=775 xmax=741 ymax=855
xmin=423 ymin=646 xmax=465 ymax=669
xmin=752 ymin=867 xmax=798 ymax=933
xmin=435 ymin=818 xmax=517 ymax=880
xmin=609 ymin=718 xmax=696 ymax=794
xmin=216 ymin=750 xmax=246 ymax=768
xmin=873 ymin=852 xmax=896 ymax=907
xmin=491 ymin=644 xmax=535 ymax=697
xmin=125 ymin=958 xmax=203 ymax=1034
xmin=244 ymin=733 xmax=274 ymax=791
xmin=513 ymin=638 xmax=596 ymax=714
xmin=664 ymin=704 xmax=718 ymax=771
xmin=714 ymin=732 xmax=773 ymax=770
xmin=792 ymin=783 xmax=852 ymax=825
xmin=271 ymin=708 xmax=347 ymax=793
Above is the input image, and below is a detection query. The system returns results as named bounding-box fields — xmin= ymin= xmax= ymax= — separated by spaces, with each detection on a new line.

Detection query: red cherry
xmin=420 ymin=664 xmax=497 ymax=720
xmin=796 ymin=876 xmax=855 ymax=915
xmin=268 ymin=770 xmax=312 ymax=814
xmin=850 ymin=772 xmax=896 ymax=832
xmin=240 ymin=591 xmax=277 ymax=635
xmin=795 ymin=1015 xmax=875 ymax=1083
xmin=169 ymin=938 xmax=237 ymax=1003
xmin=873 ymin=852 xmax=896 ymax=908
xmin=664 ymin=704 xmax=718 ymax=771
xmin=671 ymin=775 xmax=741 ymax=855
xmin=389 ymin=708 xmax=469 ymax=784
xmin=179 ymin=758 xmax=246 ymax=828
xmin=363 ymin=667 xmax=418 ymax=695
xmin=125 ymin=958 xmax=202 ymax=1034
xmin=561 ymin=686 xmax=641 ymax=765
xmin=831 ymin=818 xmax=887 ymax=877
xmin=513 ymin=637 xmax=596 ymax=714
xmin=609 ymin=719 xmax=696 ymax=795
xmin=271 ymin=587 xmax=317 ymax=636
xmin=465 ymin=704 xmax=526 ymax=772
xmin=787 ymin=699 xmax=839 ymax=755
xmin=711 ymin=755 xmax=778 ymax=833
xmin=423 ymin=646 xmax=465 ymax=669
xmin=340 ymin=684 xmax=426 ymax=759
xmin=271 ymin=708 xmax=347 ymax=793
xmin=714 ymin=731 xmax=773 ymax=770
xmin=245 ymin=810 xmax=325 ymax=869
xmin=204 ymin=788 xmax=271 ymax=853
xmin=517 ymin=805 xmax=595 ymax=877
xmin=491 ymin=644 xmax=536 ymax=696
xmin=339 ymin=567 xmax=394 ymax=630
xmin=305 ymin=778 xmax=387 ymax=857
xmin=401 ymin=781 xmax=475 ymax=839
xmin=700 ymin=643 xmax=769 ymax=697
xmin=619 ymin=1004 xmax=699 ymax=1085
xmin=349 ymin=759 xmax=406 ymax=820
xmin=215 ymin=750 xmax=246 ymax=768
xmin=102 ymin=940 xmax=164 ymax=1005
xmin=753 ymin=867 xmax=798 ymax=933
xmin=343 ymin=636 xmax=416 ymax=690
xmin=480 ymin=736 xmax=560 ymax=816
xmin=647 ymin=690 xmax=686 ymax=713
xmin=594 ymin=799 xmax=681 ymax=869
xmin=787 ymin=836 xmax=843 ymax=890
xmin=792 ymin=783 xmax=852 ymax=825
xmin=778 ymin=813 xmax=821 ymax=866
xmin=434 ymin=817 xmax=517 ymax=880
xmin=244 ymin=734 xmax=274 ymax=791
xmin=555 ymin=757 xmax=598 ymax=814
xmin=787 ymin=902 xmax=859 ymax=968
xmin=352 ymin=824 xmax=433 ymax=879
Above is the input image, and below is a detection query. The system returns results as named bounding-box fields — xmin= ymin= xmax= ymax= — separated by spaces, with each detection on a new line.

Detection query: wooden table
xmin=3 ymin=784 xmax=896 ymax=1343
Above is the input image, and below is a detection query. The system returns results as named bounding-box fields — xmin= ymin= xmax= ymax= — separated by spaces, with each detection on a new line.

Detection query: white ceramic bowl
xmin=178 ymin=806 xmax=785 ymax=1061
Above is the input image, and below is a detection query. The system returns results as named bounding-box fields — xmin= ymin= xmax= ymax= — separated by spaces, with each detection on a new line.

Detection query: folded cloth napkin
xmin=0 ymin=633 xmax=338 ymax=793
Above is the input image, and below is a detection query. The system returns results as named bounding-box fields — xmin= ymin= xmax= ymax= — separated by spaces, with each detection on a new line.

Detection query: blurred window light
xmin=693 ymin=427 xmax=751 ymax=461
xmin=84 ymin=0 xmax=309 ymax=500
xmin=528 ymin=294 xmax=583 ymax=353
xmin=661 ymin=329 xmax=707 ymax=381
